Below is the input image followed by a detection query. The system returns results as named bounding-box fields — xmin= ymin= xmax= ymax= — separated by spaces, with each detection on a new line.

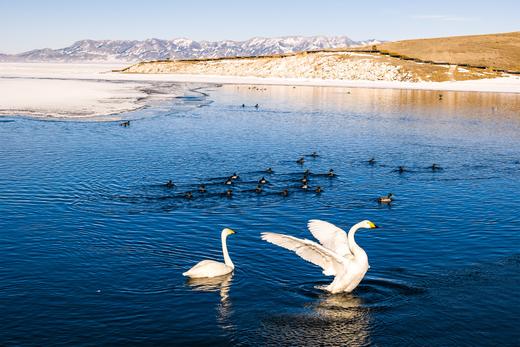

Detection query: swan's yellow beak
xmin=368 ymin=221 xmax=379 ymax=229
xmin=227 ymin=228 xmax=236 ymax=235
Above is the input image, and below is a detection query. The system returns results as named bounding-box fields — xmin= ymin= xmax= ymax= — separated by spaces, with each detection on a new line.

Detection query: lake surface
xmin=1 ymin=84 xmax=519 ymax=346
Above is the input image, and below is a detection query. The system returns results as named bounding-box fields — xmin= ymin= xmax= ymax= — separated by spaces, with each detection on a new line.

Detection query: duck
xmin=428 ymin=163 xmax=442 ymax=171
xmin=300 ymin=177 xmax=309 ymax=184
xmin=254 ymin=104 xmax=259 ymax=109
xmin=255 ymin=185 xmax=263 ymax=193
xmin=230 ymin=173 xmax=239 ymax=180
xmin=261 ymin=220 xmax=379 ymax=293
xmin=165 ymin=180 xmax=175 ymax=188
xmin=183 ymin=228 xmax=236 ymax=278
xmin=315 ymin=186 xmax=323 ymax=193
xmin=308 ymin=151 xmax=319 ymax=158
xmin=396 ymin=166 xmax=407 ymax=174
xmin=368 ymin=157 xmax=376 ymax=165
xmin=225 ymin=189 xmax=233 ymax=197
xmin=119 ymin=120 xmax=130 ymax=127
xmin=241 ymin=104 xmax=245 ymax=108
xmin=265 ymin=167 xmax=274 ymax=174
xmin=280 ymin=189 xmax=289 ymax=197
xmin=301 ymin=183 xmax=309 ymax=190
xmin=296 ymin=157 xmax=305 ymax=165
xmin=327 ymin=169 xmax=336 ymax=177
xmin=377 ymin=193 xmax=394 ymax=203
xmin=303 ymin=169 xmax=311 ymax=175
xmin=224 ymin=178 xmax=234 ymax=185
xmin=184 ymin=191 xmax=193 ymax=199
xmin=258 ymin=177 xmax=269 ymax=185
xmin=198 ymin=184 xmax=207 ymax=193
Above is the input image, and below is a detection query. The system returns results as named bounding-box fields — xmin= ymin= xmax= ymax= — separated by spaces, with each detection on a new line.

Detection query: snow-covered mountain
xmin=0 ymin=36 xmax=380 ymax=62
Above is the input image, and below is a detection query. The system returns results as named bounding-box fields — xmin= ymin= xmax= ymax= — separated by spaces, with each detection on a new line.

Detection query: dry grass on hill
xmin=376 ymin=31 xmax=520 ymax=72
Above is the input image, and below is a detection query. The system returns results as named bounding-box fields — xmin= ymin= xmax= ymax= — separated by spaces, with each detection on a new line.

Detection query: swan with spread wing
xmin=261 ymin=220 xmax=379 ymax=294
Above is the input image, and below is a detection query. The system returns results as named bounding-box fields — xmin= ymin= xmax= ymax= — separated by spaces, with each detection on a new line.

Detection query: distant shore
xmin=1 ymin=63 xmax=519 ymax=120
xmin=120 ymin=48 xmax=520 ymax=94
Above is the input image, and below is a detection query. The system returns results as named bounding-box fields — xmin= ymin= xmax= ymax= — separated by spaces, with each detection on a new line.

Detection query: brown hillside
xmin=377 ymin=31 xmax=520 ymax=72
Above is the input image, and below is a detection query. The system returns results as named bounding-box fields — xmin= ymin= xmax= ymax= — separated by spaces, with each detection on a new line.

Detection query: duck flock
xmin=161 ymin=151 xmax=332 ymax=201
xmin=158 ymin=152 xmax=444 ymax=205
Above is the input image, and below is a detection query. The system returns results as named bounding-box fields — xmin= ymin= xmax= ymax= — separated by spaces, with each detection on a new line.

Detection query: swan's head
xmin=222 ymin=228 xmax=236 ymax=236
xmin=359 ymin=220 xmax=379 ymax=229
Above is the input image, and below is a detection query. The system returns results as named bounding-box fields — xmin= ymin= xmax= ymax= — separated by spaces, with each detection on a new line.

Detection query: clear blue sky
xmin=1 ymin=0 xmax=518 ymax=53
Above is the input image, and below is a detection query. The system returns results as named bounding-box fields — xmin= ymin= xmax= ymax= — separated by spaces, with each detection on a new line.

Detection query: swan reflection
xmin=186 ymin=274 xmax=234 ymax=330
xmin=186 ymin=273 xmax=233 ymax=302
xmin=262 ymin=292 xmax=371 ymax=346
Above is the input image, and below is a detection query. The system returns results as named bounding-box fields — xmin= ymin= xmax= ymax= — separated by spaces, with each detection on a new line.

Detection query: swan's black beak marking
xmin=368 ymin=221 xmax=379 ymax=229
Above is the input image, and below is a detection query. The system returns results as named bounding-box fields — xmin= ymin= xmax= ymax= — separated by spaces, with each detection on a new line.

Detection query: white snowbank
xmin=0 ymin=78 xmax=146 ymax=118
xmin=0 ymin=63 xmax=186 ymax=119
xmin=125 ymin=53 xmax=415 ymax=82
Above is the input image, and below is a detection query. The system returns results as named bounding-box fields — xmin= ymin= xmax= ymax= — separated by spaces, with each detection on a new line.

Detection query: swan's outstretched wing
xmin=307 ymin=219 xmax=352 ymax=258
xmin=261 ymin=232 xmax=346 ymax=276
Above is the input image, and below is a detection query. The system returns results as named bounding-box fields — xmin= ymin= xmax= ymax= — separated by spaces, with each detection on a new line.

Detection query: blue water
xmin=1 ymin=85 xmax=519 ymax=346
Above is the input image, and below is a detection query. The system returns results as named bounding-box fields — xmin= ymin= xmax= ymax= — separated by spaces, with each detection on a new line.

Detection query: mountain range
xmin=0 ymin=36 xmax=380 ymax=62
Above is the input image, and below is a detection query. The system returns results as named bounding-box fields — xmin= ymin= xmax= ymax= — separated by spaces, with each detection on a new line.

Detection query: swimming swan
xmin=261 ymin=220 xmax=378 ymax=294
xmin=183 ymin=228 xmax=236 ymax=278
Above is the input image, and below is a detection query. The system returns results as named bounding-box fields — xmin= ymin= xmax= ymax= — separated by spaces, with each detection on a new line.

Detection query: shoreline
xmin=118 ymin=72 xmax=520 ymax=94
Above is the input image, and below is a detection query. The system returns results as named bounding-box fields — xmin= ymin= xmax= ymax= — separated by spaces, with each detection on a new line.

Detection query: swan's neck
xmin=348 ymin=223 xmax=366 ymax=259
xmin=221 ymin=233 xmax=234 ymax=269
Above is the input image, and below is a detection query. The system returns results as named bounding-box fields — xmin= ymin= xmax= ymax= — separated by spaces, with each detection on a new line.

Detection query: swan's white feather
xmin=182 ymin=260 xmax=233 ymax=278
xmin=307 ymin=219 xmax=352 ymax=258
xmin=261 ymin=232 xmax=345 ymax=276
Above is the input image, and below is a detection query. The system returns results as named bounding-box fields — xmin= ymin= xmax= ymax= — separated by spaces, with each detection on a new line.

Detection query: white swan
xmin=261 ymin=220 xmax=378 ymax=294
xmin=183 ymin=228 xmax=236 ymax=278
